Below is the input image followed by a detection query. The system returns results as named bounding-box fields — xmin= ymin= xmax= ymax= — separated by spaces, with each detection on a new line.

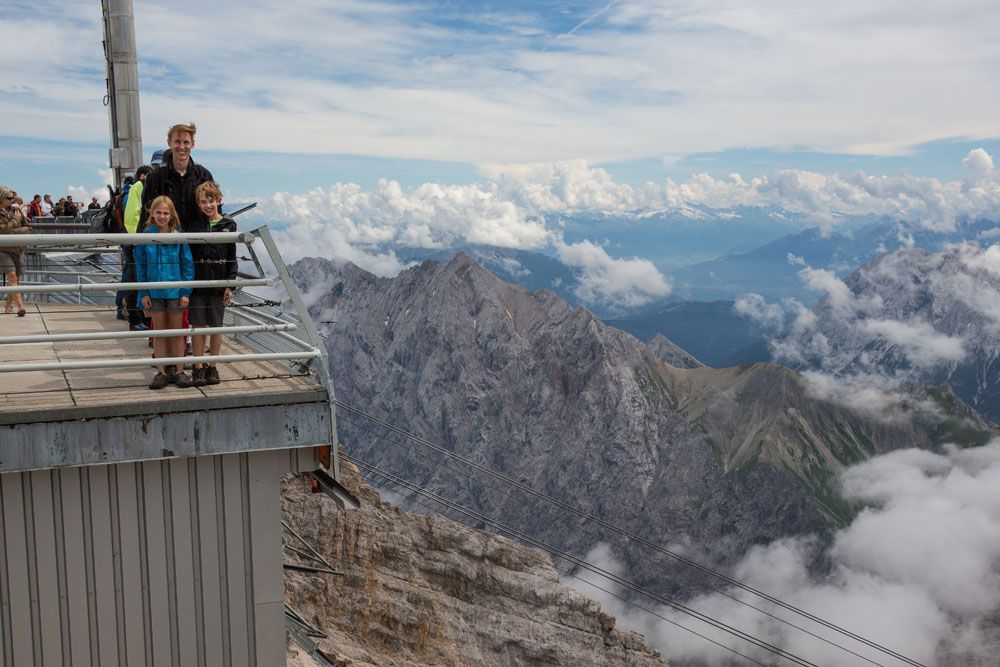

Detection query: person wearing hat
xmin=0 ymin=185 xmax=30 ymax=316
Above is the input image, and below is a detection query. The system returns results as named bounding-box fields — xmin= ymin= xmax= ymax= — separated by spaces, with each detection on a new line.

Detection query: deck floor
xmin=0 ymin=303 xmax=320 ymax=420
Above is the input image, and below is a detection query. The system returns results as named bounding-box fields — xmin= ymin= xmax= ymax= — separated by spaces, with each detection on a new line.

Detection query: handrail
xmin=1 ymin=278 xmax=271 ymax=295
xmin=0 ymin=350 xmax=322 ymax=374
xmin=0 ymin=232 xmax=254 ymax=246
xmin=0 ymin=323 xmax=297 ymax=345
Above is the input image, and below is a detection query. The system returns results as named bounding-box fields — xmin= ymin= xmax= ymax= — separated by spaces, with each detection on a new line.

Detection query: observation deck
xmin=0 ymin=228 xmax=354 ymax=667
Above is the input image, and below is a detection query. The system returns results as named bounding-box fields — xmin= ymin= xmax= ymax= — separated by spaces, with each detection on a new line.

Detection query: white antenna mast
xmin=101 ymin=0 xmax=143 ymax=187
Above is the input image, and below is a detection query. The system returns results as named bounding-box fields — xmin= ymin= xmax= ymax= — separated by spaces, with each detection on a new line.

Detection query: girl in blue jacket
xmin=135 ymin=195 xmax=195 ymax=389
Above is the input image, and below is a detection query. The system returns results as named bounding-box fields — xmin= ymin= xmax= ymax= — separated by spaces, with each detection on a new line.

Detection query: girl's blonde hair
xmin=149 ymin=196 xmax=181 ymax=231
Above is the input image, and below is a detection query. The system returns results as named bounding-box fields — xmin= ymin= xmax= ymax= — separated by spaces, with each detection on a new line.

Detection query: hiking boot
xmin=149 ymin=373 xmax=169 ymax=390
xmin=205 ymin=366 xmax=221 ymax=385
xmin=165 ymin=365 xmax=178 ymax=384
xmin=174 ymin=372 xmax=195 ymax=388
xmin=191 ymin=367 xmax=207 ymax=387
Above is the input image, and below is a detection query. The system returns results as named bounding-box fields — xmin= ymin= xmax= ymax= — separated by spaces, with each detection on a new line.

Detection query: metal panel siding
xmin=0 ymin=478 xmax=12 ymax=667
xmin=249 ymin=451 xmax=286 ymax=667
xmin=221 ymin=455 xmax=251 ymax=667
xmin=0 ymin=448 xmax=311 ymax=666
xmin=195 ymin=457 xmax=224 ymax=667
xmin=58 ymin=468 xmax=91 ymax=666
xmin=1 ymin=475 xmax=36 ymax=666
xmin=168 ymin=458 xmax=199 ymax=667
xmin=140 ymin=461 xmax=172 ymax=667
xmin=28 ymin=472 xmax=62 ymax=667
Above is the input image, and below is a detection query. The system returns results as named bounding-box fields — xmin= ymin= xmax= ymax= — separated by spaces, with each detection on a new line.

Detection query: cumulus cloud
xmin=800 ymin=371 xmax=914 ymax=423
xmin=251 ymin=151 xmax=1000 ymax=310
xmin=733 ymin=293 xmax=785 ymax=329
xmin=554 ymin=240 xmax=671 ymax=308
xmin=564 ymin=441 xmax=1000 ymax=666
xmin=862 ymin=319 xmax=967 ymax=367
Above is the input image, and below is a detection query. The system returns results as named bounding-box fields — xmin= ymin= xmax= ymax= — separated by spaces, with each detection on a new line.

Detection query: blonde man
xmin=139 ymin=122 xmax=214 ymax=232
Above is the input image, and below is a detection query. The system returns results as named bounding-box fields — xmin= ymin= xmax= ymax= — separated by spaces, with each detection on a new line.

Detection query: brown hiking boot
xmin=191 ymin=367 xmax=207 ymax=387
xmin=174 ymin=372 xmax=195 ymax=388
xmin=149 ymin=373 xmax=169 ymax=390
xmin=205 ymin=366 xmax=221 ymax=385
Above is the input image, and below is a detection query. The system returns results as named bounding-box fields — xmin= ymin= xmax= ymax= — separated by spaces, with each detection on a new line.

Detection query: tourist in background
xmin=0 ymin=185 xmax=29 ymax=317
xmin=28 ymin=195 xmax=43 ymax=220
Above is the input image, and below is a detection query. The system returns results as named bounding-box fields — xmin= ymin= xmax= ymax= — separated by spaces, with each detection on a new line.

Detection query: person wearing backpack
xmin=120 ymin=166 xmax=152 ymax=326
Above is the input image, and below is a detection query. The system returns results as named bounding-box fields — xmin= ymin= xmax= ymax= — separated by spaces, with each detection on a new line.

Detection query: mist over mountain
xmin=668 ymin=216 xmax=997 ymax=302
xmin=770 ymin=242 xmax=1000 ymax=423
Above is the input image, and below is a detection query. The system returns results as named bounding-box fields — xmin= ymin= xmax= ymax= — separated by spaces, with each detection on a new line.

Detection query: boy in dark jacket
xmin=187 ymin=181 xmax=237 ymax=386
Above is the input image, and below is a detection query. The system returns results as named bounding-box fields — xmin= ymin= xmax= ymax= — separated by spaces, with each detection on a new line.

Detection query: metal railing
xmin=0 ymin=227 xmax=333 ymax=392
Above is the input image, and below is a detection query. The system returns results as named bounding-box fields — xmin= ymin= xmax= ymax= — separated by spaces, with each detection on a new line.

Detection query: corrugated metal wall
xmin=0 ymin=448 xmax=314 ymax=667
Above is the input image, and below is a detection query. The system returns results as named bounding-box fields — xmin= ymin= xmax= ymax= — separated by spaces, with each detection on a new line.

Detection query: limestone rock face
xmin=282 ymin=463 xmax=666 ymax=667
xmin=644 ymin=334 xmax=703 ymax=368
xmin=288 ymin=252 xmax=992 ymax=599
xmin=780 ymin=244 xmax=1000 ymax=422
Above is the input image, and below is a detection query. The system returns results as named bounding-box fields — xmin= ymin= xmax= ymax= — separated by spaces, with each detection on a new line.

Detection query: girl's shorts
xmin=146 ymin=298 xmax=184 ymax=314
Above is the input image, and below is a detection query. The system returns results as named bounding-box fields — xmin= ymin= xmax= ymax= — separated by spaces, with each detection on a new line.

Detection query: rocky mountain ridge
xmin=282 ymin=460 xmax=666 ymax=666
xmin=290 ymin=252 xmax=994 ymax=600
xmin=780 ymin=243 xmax=1000 ymax=423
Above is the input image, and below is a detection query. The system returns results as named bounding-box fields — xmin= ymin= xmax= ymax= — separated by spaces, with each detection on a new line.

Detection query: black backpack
xmin=87 ymin=186 xmax=125 ymax=234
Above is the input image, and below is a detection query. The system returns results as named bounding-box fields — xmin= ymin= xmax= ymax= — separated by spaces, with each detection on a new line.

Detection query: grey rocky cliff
xmin=282 ymin=461 xmax=666 ymax=666
xmin=778 ymin=243 xmax=1000 ymax=423
xmin=644 ymin=334 xmax=703 ymax=368
xmin=289 ymin=252 xmax=991 ymax=601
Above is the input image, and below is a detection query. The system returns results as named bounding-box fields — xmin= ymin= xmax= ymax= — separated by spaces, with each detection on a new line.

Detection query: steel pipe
xmin=0 ymin=232 xmax=255 ymax=247
xmin=0 ymin=278 xmax=272 ymax=295
xmin=0 ymin=323 xmax=298 ymax=345
xmin=0 ymin=350 xmax=322 ymax=373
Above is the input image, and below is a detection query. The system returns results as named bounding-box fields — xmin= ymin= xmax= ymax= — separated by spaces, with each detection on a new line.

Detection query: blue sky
xmin=5 ymin=0 xmax=1000 ymax=307
xmin=4 ymin=0 xmax=1000 ymax=198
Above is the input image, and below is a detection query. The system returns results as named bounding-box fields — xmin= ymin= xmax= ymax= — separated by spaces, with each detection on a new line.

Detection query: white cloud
xmin=733 ymin=293 xmax=785 ymax=329
xmin=800 ymin=371 xmax=913 ymax=423
xmin=797 ymin=267 xmax=860 ymax=315
xmin=554 ymin=239 xmax=671 ymax=308
xmin=9 ymin=2 xmax=1000 ymax=174
xmin=862 ymin=319 xmax=967 ymax=366
xmin=564 ymin=441 xmax=1000 ymax=665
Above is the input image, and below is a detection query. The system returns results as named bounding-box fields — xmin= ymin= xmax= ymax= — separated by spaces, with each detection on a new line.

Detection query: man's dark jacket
xmin=139 ymin=158 xmax=213 ymax=232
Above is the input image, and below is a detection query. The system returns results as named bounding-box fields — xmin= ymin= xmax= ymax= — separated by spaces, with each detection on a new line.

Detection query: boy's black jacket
xmin=188 ymin=215 xmax=238 ymax=295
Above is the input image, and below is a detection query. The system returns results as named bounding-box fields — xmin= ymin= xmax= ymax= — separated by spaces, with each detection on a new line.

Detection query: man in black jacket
xmin=139 ymin=122 xmax=213 ymax=232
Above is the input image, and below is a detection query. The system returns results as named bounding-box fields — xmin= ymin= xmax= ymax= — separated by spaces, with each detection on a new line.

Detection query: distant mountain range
xmin=290 ymin=252 xmax=994 ymax=599
xmin=668 ymin=216 xmax=998 ymax=302
xmin=606 ymin=301 xmax=774 ymax=367
xmin=779 ymin=243 xmax=1000 ymax=423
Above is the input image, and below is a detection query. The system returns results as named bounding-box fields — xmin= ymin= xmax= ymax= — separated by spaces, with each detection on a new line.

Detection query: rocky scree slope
xmin=290 ymin=253 xmax=992 ymax=596
xmin=778 ymin=243 xmax=1000 ymax=424
xmin=282 ymin=461 xmax=665 ymax=666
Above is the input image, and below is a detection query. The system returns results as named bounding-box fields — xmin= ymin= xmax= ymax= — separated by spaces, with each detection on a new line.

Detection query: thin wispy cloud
xmin=6 ymin=1 xmax=1000 ymax=168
